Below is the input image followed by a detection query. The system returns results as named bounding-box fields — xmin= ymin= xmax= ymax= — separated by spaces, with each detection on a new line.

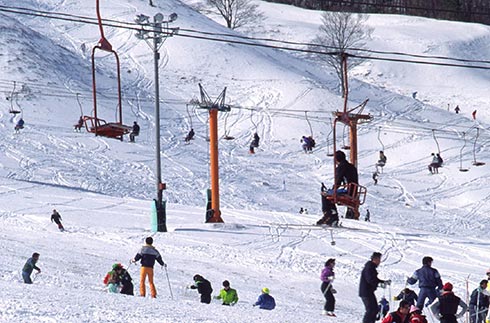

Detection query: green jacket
xmin=216 ymin=288 xmax=238 ymax=305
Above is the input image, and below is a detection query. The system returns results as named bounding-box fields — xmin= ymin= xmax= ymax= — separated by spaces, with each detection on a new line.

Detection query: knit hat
xmin=410 ymin=305 xmax=420 ymax=313
xmin=262 ymin=287 xmax=270 ymax=294
xmin=443 ymin=282 xmax=453 ymax=291
xmin=112 ymin=263 xmax=122 ymax=270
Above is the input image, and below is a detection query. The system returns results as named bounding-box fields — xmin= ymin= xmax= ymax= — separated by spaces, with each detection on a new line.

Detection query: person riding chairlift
xmin=15 ymin=118 xmax=25 ymax=132
xmin=428 ymin=153 xmax=443 ymax=174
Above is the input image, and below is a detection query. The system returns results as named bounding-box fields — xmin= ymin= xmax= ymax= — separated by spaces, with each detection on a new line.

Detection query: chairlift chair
xmin=341 ymin=124 xmax=350 ymax=150
xmin=459 ymin=132 xmax=469 ymax=172
xmin=7 ymin=81 xmax=21 ymax=115
xmin=222 ymin=112 xmax=235 ymax=140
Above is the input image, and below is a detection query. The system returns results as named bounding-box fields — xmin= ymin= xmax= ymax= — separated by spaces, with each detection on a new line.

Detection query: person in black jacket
xmin=394 ymin=288 xmax=418 ymax=306
xmin=131 ymin=237 xmax=166 ymax=298
xmin=359 ymin=252 xmax=391 ymax=323
xmin=51 ymin=209 xmax=65 ymax=231
xmin=407 ymin=256 xmax=443 ymax=309
xmin=129 ymin=121 xmax=140 ymax=142
xmin=317 ymin=150 xmax=358 ymax=225
xmin=190 ymin=274 xmax=213 ymax=304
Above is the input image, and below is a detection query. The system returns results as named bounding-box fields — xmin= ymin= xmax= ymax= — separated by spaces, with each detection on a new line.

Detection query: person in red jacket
xmin=382 ymin=300 xmax=411 ymax=323
xmin=409 ymin=305 xmax=428 ymax=323
xmin=131 ymin=237 xmax=166 ymax=298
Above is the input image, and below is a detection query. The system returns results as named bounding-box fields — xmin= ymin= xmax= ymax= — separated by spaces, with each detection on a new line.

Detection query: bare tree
xmin=206 ymin=0 xmax=265 ymax=29
xmin=310 ymin=11 xmax=373 ymax=96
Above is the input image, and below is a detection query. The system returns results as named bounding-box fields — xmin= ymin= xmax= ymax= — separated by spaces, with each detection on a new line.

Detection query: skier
xmin=299 ymin=207 xmax=304 ymax=214
xmin=249 ymin=132 xmax=260 ymax=154
xmin=320 ymin=258 xmax=336 ymax=317
xmin=359 ymin=252 xmax=391 ymax=323
xmin=214 ymin=280 xmax=238 ymax=306
xmin=429 ymin=282 xmax=468 ymax=323
xmin=15 ymin=118 xmax=24 ymax=132
xmin=129 ymin=121 xmax=140 ymax=142
xmin=317 ymin=150 xmax=358 ymax=225
xmin=190 ymin=274 xmax=213 ymax=304
xmin=428 ymin=153 xmax=443 ymax=174
xmin=131 ymin=237 xmax=166 ymax=298
xmin=185 ymin=128 xmax=195 ymax=143
xmin=253 ymin=287 xmax=276 ymax=310
xmin=51 ymin=209 xmax=64 ymax=232
xmin=469 ymin=280 xmax=489 ymax=323
xmin=376 ymin=151 xmax=387 ymax=173
xmin=454 ymin=105 xmax=460 ymax=114
xmin=22 ymin=252 xmax=41 ymax=284
xmin=381 ymin=300 xmax=411 ymax=323
xmin=103 ymin=263 xmax=134 ymax=295
xmin=407 ymin=256 xmax=443 ymax=310
xmin=74 ymin=116 xmax=84 ymax=132
xmin=394 ymin=288 xmax=418 ymax=306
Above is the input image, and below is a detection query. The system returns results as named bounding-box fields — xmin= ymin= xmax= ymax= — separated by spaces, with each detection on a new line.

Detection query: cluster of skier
xmin=322 ymin=252 xmax=490 ymax=322
xmin=22 ymin=236 xmax=275 ymax=310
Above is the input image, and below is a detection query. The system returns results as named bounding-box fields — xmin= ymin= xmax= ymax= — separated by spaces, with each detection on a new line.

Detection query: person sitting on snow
xmin=214 ymin=280 xmax=238 ymax=306
xmin=253 ymin=287 xmax=276 ymax=310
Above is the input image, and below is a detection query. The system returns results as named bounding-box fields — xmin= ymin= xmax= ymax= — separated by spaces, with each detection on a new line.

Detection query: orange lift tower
xmin=197 ymin=84 xmax=230 ymax=223
xmin=327 ymin=54 xmax=372 ymax=219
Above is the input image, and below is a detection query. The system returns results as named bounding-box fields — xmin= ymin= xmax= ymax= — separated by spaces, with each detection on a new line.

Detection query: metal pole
xmin=208 ymin=108 xmax=223 ymax=223
xmin=153 ymin=18 xmax=166 ymax=232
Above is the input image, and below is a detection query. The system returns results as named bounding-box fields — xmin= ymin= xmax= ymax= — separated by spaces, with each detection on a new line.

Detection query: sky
xmin=1 ymin=0 xmax=490 ymax=322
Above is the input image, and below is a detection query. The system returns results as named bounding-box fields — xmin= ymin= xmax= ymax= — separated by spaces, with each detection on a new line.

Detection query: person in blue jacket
xmin=254 ymin=287 xmax=276 ymax=310
xmin=407 ymin=256 xmax=443 ymax=310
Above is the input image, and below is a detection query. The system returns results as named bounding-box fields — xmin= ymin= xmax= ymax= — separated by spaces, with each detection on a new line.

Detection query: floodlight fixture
xmin=169 ymin=13 xmax=178 ymax=22
xmin=154 ymin=13 xmax=164 ymax=23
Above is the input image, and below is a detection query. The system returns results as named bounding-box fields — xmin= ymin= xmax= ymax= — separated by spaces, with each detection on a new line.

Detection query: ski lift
xmin=432 ymin=129 xmax=441 ymax=154
xmin=472 ymin=127 xmax=485 ymax=166
xmin=341 ymin=124 xmax=350 ymax=150
xmin=7 ymin=81 xmax=21 ymax=115
xmin=305 ymin=111 xmax=313 ymax=138
xmin=222 ymin=112 xmax=235 ymax=140
xmin=326 ymin=118 xmax=334 ymax=157
xmin=377 ymin=127 xmax=385 ymax=151
xmin=87 ymin=0 xmax=132 ymax=141
xmin=459 ymin=132 xmax=469 ymax=172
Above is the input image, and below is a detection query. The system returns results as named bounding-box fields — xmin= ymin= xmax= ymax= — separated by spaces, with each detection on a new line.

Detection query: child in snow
xmin=103 ymin=263 xmax=134 ymax=295
xmin=253 ymin=287 xmax=276 ymax=310
xmin=320 ymin=258 xmax=336 ymax=316
xmin=215 ymin=280 xmax=238 ymax=306
xmin=22 ymin=252 xmax=41 ymax=284
xmin=190 ymin=274 xmax=213 ymax=304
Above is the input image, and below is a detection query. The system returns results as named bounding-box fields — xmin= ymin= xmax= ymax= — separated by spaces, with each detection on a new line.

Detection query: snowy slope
xmin=1 ymin=0 xmax=490 ymax=322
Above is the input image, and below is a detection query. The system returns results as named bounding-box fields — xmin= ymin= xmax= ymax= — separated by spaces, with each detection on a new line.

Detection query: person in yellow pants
xmin=132 ymin=237 xmax=166 ymax=298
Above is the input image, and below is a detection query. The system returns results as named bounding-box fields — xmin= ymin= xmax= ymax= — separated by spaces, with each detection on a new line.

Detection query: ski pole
xmin=164 ymin=265 xmax=174 ymax=300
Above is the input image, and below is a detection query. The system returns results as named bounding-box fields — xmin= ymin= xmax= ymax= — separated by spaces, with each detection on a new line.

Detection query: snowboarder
xmin=15 ymin=118 xmax=24 ymax=132
xmin=249 ymin=132 xmax=260 ymax=154
xmin=214 ymin=280 xmax=238 ymax=306
xmin=74 ymin=116 xmax=84 ymax=132
xmin=429 ymin=282 xmax=468 ymax=323
xmin=51 ymin=209 xmax=64 ymax=231
xmin=22 ymin=252 xmax=41 ymax=284
xmin=454 ymin=105 xmax=460 ymax=114
xmin=407 ymin=256 xmax=443 ymax=310
xmin=253 ymin=287 xmax=276 ymax=310
xmin=394 ymin=288 xmax=418 ymax=306
xmin=320 ymin=258 xmax=336 ymax=317
xmin=376 ymin=151 xmax=387 ymax=173
xmin=409 ymin=305 xmax=428 ymax=323
xmin=381 ymin=300 xmax=411 ymax=323
xmin=103 ymin=263 xmax=134 ymax=295
xmin=190 ymin=274 xmax=213 ymax=304
xmin=469 ymin=279 xmax=489 ymax=323
xmin=185 ymin=128 xmax=195 ymax=143
xmin=359 ymin=252 xmax=391 ymax=323
xmin=428 ymin=153 xmax=443 ymax=174
xmin=129 ymin=121 xmax=140 ymax=142
xmin=317 ymin=150 xmax=358 ymax=225
xmin=131 ymin=237 xmax=166 ymax=298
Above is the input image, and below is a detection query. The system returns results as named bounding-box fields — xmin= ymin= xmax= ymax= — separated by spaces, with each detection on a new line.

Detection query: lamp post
xmin=135 ymin=13 xmax=178 ymax=232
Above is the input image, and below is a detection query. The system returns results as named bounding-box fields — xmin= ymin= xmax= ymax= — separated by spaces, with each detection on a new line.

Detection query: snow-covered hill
xmin=1 ymin=0 xmax=490 ymax=322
